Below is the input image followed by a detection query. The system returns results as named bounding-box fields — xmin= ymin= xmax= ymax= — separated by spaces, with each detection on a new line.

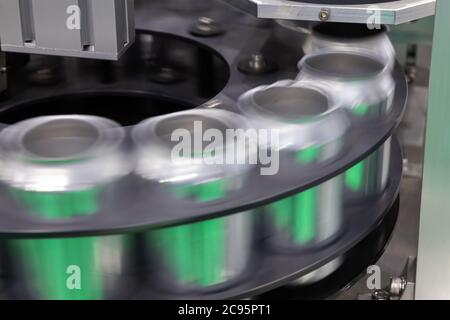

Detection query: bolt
xmin=389 ymin=277 xmax=407 ymax=297
xmin=249 ymin=54 xmax=267 ymax=72
xmin=319 ymin=8 xmax=330 ymax=21
xmin=190 ymin=17 xmax=225 ymax=37
xmin=0 ymin=67 xmax=6 ymax=74
xmin=372 ymin=289 xmax=391 ymax=301
xmin=203 ymin=99 xmax=223 ymax=109
xmin=147 ymin=65 xmax=185 ymax=84
xmin=28 ymin=67 xmax=59 ymax=86
xmin=237 ymin=53 xmax=278 ymax=75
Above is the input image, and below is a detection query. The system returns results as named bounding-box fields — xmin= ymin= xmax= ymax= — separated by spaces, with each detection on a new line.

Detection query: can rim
xmin=0 ymin=115 xmax=129 ymax=191
xmin=132 ymin=108 xmax=256 ymax=184
xmin=298 ymin=49 xmax=390 ymax=82
xmin=237 ymin=79 xmax=350 ymax=153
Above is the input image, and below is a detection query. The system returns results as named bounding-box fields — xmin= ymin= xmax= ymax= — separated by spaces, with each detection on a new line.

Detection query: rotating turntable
xmin=0 ymin=0 xmax=442 ymax=300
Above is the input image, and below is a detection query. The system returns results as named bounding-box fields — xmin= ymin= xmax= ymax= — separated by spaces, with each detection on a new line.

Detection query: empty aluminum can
xmin=133 ymin=108 xmax=255 ymax=293
xmin=303 ymin=22 xmax=396 ymax=70
xmin=238 ymin=80 xmax=349 ymax=249
xmin=238 ymin=80 xmax=349 ymax=282
xmin=298 ymin=51 xmax=395 ymax=201
xmin=0 ymin=115 xmax=134 ymax=300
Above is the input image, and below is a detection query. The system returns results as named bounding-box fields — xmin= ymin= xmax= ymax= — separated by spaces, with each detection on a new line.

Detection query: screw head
xmin=147 ymin=64 xmax=186 ymax=84
xmin=190 ymin=17 xmax=225 ymax=37
xmin=319 ymin=8 xmax=330 ymax=21
xmin=372 ymin=290 xmax=391 ymax=301
xmin=237 ymin=53 xmax=278 ymax=76
xmin=389 ymin=277 xmax=407 ymax=297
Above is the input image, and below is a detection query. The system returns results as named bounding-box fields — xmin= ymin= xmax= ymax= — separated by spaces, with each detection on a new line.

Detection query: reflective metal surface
xmin=416 ymin=0 xmax=450 ymax=300
xmin=146 ymin=211 xmax=254 ymax=293
xmin=298 ymin=51 xmax=395 ymax=121
xmin=9 ymin=234 xmax=135 ymax=300
xmin=226 ymin=0 xmax=436 ymax=25
xmin=303 ymin=22 xmax=396 ymax=70
xmin=0 ymin=115 xmax=129 ymax=192
xmin=133 ymin=109 xmax=254 ymax=186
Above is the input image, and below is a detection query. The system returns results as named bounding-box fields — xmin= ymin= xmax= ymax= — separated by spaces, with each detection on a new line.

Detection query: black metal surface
xmin=0 ymin=1 xmax=407 ymax=237
xmin=0 ymin=140 xmax=401 ymax=299
xmin=258 ymin=197 xmax=400 ymax=300
xmin=132 ymin=137 xmax=403 ymax=299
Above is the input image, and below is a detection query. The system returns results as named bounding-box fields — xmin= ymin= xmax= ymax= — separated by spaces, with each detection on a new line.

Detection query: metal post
xmin=415 ymin=0 xmax=450 ymax=300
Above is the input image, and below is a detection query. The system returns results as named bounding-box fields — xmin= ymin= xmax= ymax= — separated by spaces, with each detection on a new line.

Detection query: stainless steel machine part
xmin=0 ymin=0 xmax=135 ymax=60
xmin=416 ymin=0 xmax=450 ymax=300
xmin=226 ymin=0 xmax=436 ymax=25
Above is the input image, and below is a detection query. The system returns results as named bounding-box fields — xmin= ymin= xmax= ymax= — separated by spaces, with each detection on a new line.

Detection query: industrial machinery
xmin=0 ymin=0 xmax=444 ymax=300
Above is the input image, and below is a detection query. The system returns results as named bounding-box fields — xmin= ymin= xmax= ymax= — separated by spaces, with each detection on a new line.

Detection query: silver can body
xmin=133 ymin=109 xmax=255 ymax=293
xmin=298 ymin=51 xmax=395 ymax=123
xmin=238 ymin=80 xmax=348 ymax=249
xmin=303 ymin=22 xmax=396 ymax=70
xmin=265 ymin=175 xmax=343 ymax=251
xmin=298 ymin=51 xmax=395 ymax=202
xmin=147 ymin=211 xmax=253 ymax=293
xmin=9 ymin=235 xmax=134 ymax=300
xmin=0 ymin=115 xmax=133 ymax=299
xmin=345 ymin=138 xmax=392 ymax=203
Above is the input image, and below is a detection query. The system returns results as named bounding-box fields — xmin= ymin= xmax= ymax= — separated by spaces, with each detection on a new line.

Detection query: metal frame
xmin=415 ymin=0 xmax=450 ymax=300
xmin=227 ymin=0 xmax=436 ymax=25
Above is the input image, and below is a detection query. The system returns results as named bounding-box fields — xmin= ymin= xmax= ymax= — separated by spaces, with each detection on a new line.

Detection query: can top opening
xmin=252 ymin=86 xmax=330 ymax=122
xmin=313 ymin=22 xmax=386 ymax=39
xmin=22 ymin=118 xmax=100 ymax=159
xmin=302 ymin=52 xmax=385 ymax=79
xmin=154 ymin=114 xmax=229 ymax=150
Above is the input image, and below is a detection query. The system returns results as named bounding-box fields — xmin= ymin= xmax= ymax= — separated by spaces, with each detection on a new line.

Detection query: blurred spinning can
xmin=298 ymin=51 xmax=395 ymax=202
xmin=133 ymin=108 xmax=255 ymax=293
xmin=0 ymin=115 xmax=133 ymax=300
xmin=303 ymin=22 xmax=396 ymax=70
xmin=238 ymin=80 xmax=349 ymax=251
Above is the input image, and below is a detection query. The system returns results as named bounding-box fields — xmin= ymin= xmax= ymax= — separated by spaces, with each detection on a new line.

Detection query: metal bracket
xmin=0 ymin=0 xmax=135 ymax=60
xmin=226 ymin=0 xmax=436 ymax=25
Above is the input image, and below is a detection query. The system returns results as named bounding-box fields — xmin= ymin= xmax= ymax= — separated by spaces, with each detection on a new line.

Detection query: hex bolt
xmin=389 ymin=277 xmax=407 ymax=297
xmin=190 ymin=17 xmax=225 ymax=37
xmin=237 ymin=53 xmax=278 ymax=75
xmin=319 ymin=8 xmax=330 ymax=21
xmin=372 ymin=289 xmax=391 ymax=300
xmin=28 ymin=67 xmax=60 ymax=86
xmin=249 ymin=54 xmax=266 ymax=72
xmin=147 ymin=65 xmax=185 ymax=84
